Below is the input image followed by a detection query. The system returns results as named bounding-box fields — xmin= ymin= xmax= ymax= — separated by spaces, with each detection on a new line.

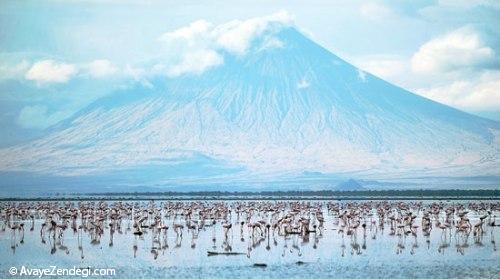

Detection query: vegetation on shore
xmin=87 ymin=189 xmax=500 ymax=197
xmin=1 ymin=189 xmax=499 ymax=201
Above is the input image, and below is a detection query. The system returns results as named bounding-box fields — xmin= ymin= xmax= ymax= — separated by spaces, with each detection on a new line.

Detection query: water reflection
xmin=0 ymin=200 xmax=498 ymax=263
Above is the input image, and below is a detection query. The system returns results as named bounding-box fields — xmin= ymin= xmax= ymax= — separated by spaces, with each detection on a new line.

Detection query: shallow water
xmin=0 ymin=200 xmax=499 ymax=278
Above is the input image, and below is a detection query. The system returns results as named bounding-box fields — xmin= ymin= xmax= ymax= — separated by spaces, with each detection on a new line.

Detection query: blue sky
xmin=0 ymin=0 xmax=499 ymax=146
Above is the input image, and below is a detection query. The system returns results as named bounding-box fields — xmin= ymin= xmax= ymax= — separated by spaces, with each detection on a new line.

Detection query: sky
xmin=0 ymin=0 xmax=499 ymax=146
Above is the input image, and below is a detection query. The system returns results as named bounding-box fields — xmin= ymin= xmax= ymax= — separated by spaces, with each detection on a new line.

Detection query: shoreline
xmin=1 ymin=196 xmax=499 ymax=201
xmin=2 ymin=189 xmax=498 ymax=201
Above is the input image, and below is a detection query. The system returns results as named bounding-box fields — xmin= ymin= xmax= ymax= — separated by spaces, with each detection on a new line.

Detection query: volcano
xmin=0 ymin=19 xmax=498 ymax=191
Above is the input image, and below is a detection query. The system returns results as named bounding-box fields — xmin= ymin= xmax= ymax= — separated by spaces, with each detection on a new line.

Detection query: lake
xmin=1 ymin=200 xmax=499 ymax=278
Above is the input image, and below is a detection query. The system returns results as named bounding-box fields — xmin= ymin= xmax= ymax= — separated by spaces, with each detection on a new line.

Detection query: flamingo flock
xmin=0 ymin=200 xmax=498 ymax=260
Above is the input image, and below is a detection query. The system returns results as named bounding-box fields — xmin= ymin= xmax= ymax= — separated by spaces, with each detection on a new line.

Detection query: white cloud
xmin=355 ymin=51 xmax=500 ymax=114
xmin=360 ymin=3 xmax=394 ymax=20
xmin=353 ymin=55 xmax=418 ymax=88
xmin=0 ymin=60 xmax=30 ymax=80
xmin=404 ymin=26 xmax=500 ymax=114
xmin=86 ymin=59 xmax=118 ymax=78
xmin=416 ymin=70 xmax=500 ymax=111
xmin=159 ymin=20 xmax=213 ymax=48
xmin=7 ymin=59 xmax=119 ymax=83
xmin=158 ymin=11 xmax=293 ymax=77
xmin=124 ymin=64 xmax=153 ymax=88
xmin=357 ymin=56 xmax=408 ymax=80
xmin=213 ymin=11 xmax=293 ymax=55
xmin=123 ymin=64 xmax=145 ymax=79
xmin=411 ymin=27 xmax=495 ymax=74
xmin=25 ymin=60 xmax=77 ymax=84
xmin=166 ymin=49 xmax=223 ymax=77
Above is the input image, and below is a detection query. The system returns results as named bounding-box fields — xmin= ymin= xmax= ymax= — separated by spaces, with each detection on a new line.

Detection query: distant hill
xmin=337 ymin=179 xmax=364 ymax=191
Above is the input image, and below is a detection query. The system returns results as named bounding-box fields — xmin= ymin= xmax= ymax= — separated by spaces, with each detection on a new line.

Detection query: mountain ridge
xmin=0 ymin=25 xmax=498 ymax=188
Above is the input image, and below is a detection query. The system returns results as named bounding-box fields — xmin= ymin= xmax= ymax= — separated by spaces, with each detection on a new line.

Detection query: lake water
xmin=0 ymin=200 xmax=499 ymax=278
